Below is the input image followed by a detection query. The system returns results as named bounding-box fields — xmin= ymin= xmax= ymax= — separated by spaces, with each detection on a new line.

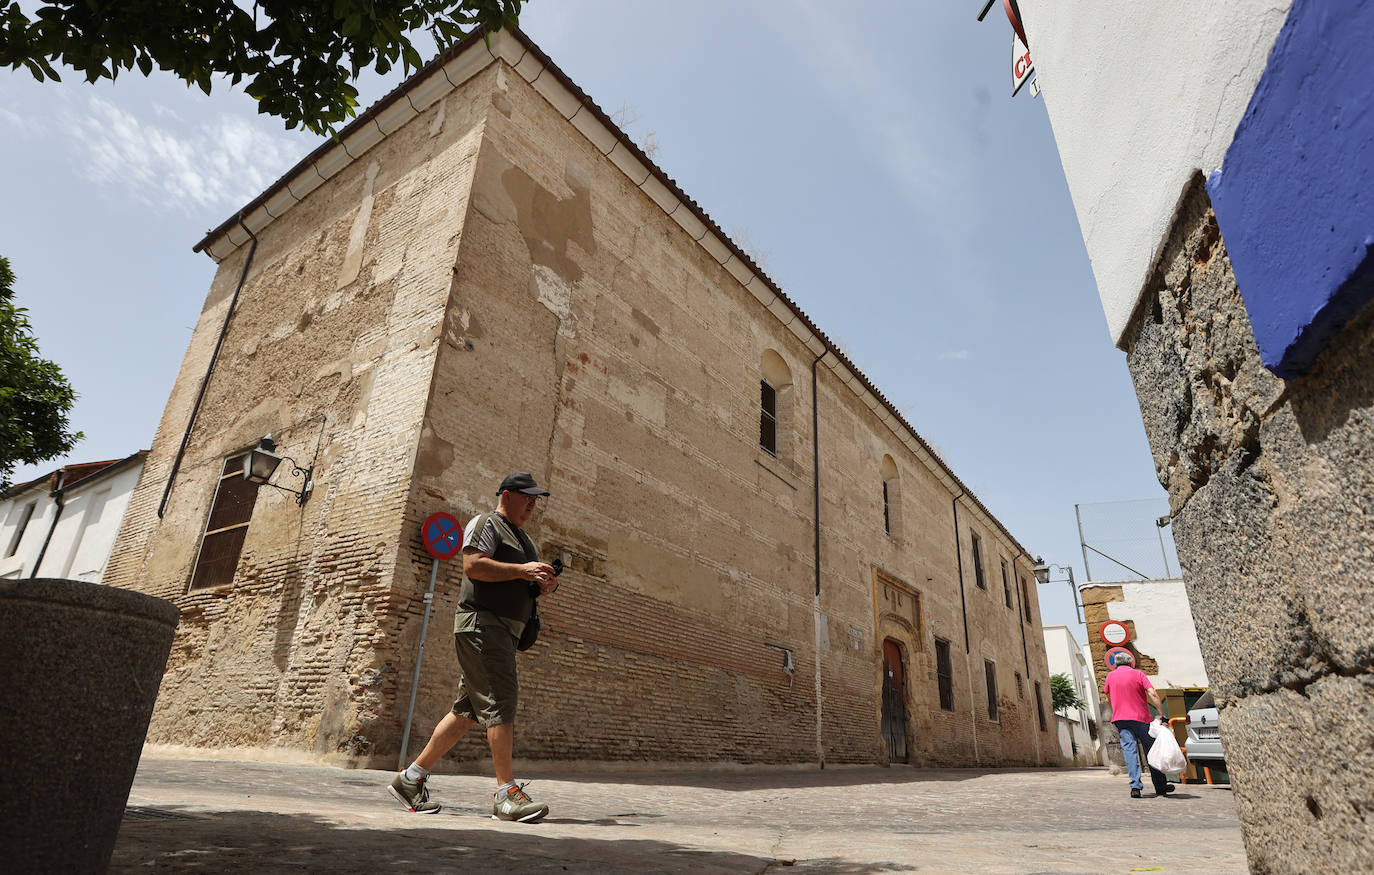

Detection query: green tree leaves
xmin=0 ymin=257 xmax=82 ymax=491
xmin=0 ymin=1 xmax=523 ymax=134
xmin=1050 ymin=672 xmax=1085 ymax=715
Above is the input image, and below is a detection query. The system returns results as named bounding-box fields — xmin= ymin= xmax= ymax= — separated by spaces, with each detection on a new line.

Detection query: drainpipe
xmin=28 ymin=470 xmax=66 ymax=578
xmin=1015 ymin=551 xmax=1040 ymax=765
xmin=1014 ymin=552 xmax=1031 ymax=674
xmin=811 ymin=350 xmax=828 ymax=770
xmin=158 ymin=219 xmax=259 ymax=518
xmin=951 ymin=490 xmax=969 ymax=652
xmin=951 ymin=489 xmax=979 ymax=765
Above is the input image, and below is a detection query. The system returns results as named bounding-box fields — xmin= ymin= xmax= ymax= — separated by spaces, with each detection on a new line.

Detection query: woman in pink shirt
xmin=1103 ymin=651 xmax=1176 ymax=798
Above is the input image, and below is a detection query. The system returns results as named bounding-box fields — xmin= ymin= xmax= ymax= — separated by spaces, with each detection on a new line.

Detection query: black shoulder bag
xmin=517 ymin=599 xmax=541 ymax=652
xmin=516 ymin=550 xmax=560 ymax=652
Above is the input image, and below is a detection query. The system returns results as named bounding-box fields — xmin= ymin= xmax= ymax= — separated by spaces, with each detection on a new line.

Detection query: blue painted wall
xmin=1206 ymin=0 xmax=1374 ymax=379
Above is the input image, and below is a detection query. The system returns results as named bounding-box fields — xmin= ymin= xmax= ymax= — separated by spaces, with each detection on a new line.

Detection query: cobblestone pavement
xmin=112 ymin=756 xmax=1247 ymax=873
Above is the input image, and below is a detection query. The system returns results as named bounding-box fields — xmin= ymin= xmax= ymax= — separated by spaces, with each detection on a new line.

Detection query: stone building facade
xmin=1020 ymin=1 xmax=1373 ymax=868
xmin=106 ymin=28 xmax=1056 ymax=769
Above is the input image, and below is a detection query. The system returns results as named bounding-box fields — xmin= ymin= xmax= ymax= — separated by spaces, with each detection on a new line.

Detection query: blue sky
xmin=0 ymin=1 xmax=1175 ymax=639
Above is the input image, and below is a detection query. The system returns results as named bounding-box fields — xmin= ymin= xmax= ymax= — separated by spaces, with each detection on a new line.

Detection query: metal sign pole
xmin=398 ymin=557 xmax=440 ymax=771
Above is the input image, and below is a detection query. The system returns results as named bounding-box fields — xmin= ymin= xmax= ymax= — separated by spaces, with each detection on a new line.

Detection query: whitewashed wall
xmin=1044 ymin=625 xmax=1105 ymax=764
xmin=1019 ymin=0 xmax=1293 ymax=344
xmin=1 ymin=487 xmax=56 ymax=578
xmin=1104 ymin=579 xmax=1210 ymax=688
xmin=0 ymin=461 xmax=144 ymax=582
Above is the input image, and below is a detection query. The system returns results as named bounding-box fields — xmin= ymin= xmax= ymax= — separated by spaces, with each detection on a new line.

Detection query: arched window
xmin=880 ymin=454 xmax=901 ymax=537
xmin=759 ymin=349 xmax=793 ymax=459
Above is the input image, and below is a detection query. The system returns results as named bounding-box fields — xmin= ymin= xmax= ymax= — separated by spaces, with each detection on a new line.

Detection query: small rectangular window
xmin=5 ymin=501 xmax=37 ymax=558
xmin=1034 ymin=681 xmax=1047 ymax=731
xmin=759 ymin=380 xmax=777 ymax=456
xmin=190 ymin=454 xmax=255 ymax=590
xmin=984 ymin=660 xmax=999 ymax=722
xmin=882 ymin=481 xmax=891 ymax=535
xmin=935 ymin=638 xmax=955 ymax=711
xmin=971 ymin=532 xmax=986 ymax=589
xmin=1021 ymin=577 xmax=1033 ymax=623
xmin=1001 ymin=559 xmax=1013 ymax=608
xmin=1015 ymin=671 xmax=1024 ymax=698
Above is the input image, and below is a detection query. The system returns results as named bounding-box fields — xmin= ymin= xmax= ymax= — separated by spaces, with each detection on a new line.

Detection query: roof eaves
xmin=192 ymin=27 xmax=500 ymax=256
xmin=60 ymin=450 xmax=149 ymax=492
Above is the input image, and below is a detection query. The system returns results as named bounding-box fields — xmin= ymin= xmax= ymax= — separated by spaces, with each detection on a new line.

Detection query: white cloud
xmin=1 ymin=105 xmax=47 ymax=138
xmin=64 ymin=96 xmax=299 ymax=214
xmin=939 ymin=349 xmax=972 ymax=361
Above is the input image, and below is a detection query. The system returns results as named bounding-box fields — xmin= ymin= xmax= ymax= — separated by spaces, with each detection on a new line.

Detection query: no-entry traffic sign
xmin=420 ymin=511 xmax=464 ymax=560
xmin=1099 ymin=620 xmax=1131 ymax=646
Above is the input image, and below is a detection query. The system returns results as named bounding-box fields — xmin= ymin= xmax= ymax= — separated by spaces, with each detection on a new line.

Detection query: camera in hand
xmin=530 ymin=557 xmax=564 ymax=598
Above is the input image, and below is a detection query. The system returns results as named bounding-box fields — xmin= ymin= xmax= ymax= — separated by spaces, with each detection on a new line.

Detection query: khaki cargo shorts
xmin=452 ymin=623 xmax=519 ymax=726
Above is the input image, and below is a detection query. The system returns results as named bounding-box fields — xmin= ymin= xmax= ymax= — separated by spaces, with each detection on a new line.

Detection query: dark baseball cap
xmin=497 ymin=472 xmax=550 ymax=496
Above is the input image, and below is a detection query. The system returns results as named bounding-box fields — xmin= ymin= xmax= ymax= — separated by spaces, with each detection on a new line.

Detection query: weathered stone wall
xmin=385 ymin=61 xmax=1055 ymax=768
xmin=104 ymin=72 xmax=495 ymax=756
xmin=109 ymin=50 xmax=1057 ymax=769
xmin=1122 ymin=175 xmax=1374 ymax=870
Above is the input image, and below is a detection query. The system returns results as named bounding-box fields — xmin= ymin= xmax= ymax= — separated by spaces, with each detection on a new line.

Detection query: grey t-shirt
xmin=453 ymin=511 xmax=537 ymax=639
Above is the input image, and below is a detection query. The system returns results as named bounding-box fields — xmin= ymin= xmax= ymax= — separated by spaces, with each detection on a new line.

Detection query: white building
xmin=1 ymin=452 xmax=147 ymax=582
xmin=1085 ymin=579 xmax=1209 ymax=693
xmin=1042 ymin=625 xmax=1102 ymax=766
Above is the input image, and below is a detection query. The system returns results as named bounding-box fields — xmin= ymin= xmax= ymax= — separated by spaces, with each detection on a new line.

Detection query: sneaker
xmin=389 ymin=772 xmax=442 ymax=814
xmin=1156 ymin=783 xmax=1177 ymax=797
xmin=1130 ymin=788 xmax=1142 ymax=798
xmin=492 ymin=782 xmax=549 ymax=823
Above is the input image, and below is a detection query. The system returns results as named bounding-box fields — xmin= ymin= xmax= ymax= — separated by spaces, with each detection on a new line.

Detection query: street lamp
xmin=1033 ymin=556 xmax=1083 ymax=624
xmin=242 ymin=434 xmax=314 ymax=506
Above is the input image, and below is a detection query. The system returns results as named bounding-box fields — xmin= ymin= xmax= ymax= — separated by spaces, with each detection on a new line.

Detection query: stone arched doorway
xmin=881 ymin=637 xmax=909 ymax=762
xmin=873 ymin=567 xmax=926 ymax=764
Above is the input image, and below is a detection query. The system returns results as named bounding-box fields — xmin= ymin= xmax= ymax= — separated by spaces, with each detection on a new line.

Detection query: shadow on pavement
xmin=111 ymin=809 xmax=916 ymax=874
xmin=520 ymin=765 xmax=1044 ymax=792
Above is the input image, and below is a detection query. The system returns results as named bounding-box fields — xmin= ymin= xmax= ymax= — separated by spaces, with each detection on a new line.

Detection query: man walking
xmin=1103 ymin=650 xmax=1175 ymax=798
xmin=388 ymin=472 xmax=559 ymax=821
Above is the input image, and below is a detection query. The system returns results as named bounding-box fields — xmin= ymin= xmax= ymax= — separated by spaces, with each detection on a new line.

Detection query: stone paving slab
xmin=111 ymin=757 xmax=1247 ymax=873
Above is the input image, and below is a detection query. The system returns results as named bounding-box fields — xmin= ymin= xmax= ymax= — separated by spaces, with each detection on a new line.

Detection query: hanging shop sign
xmin=1013 ymin=33 xmax=1035 ymax=96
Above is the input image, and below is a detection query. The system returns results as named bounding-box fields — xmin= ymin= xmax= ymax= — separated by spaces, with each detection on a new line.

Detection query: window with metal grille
xmin=189 ymin=454 xmax=255 ymax=590
xmin=1001 ymin=559 xmax=1013 ymax=608
xmin=971 ymin=532 xmax=986 ymax=589
xmin=1034 ymin=681 xmax=1047 ymax=731
xmin=984 ymin=659 xmax=999 ymax=721
xmin=935 ymin=638 xmax=955 ymax=711
xmin=759 ymin=380 xmax=777 ymax=456
xmin=1015 ymin=671 xmax=1024 ymax=698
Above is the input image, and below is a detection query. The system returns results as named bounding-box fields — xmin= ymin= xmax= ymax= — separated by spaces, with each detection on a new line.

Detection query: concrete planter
xmin=0 ymin=578 xmax=179 ymax=872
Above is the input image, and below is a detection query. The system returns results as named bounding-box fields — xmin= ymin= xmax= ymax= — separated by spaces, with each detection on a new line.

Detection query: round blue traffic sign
xmin=421 ymin=511 xmax=464 ymax=560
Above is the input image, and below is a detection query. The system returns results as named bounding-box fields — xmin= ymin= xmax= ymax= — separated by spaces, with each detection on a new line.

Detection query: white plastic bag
xmin=1147 ymin=721 xmax=1188 ymax=773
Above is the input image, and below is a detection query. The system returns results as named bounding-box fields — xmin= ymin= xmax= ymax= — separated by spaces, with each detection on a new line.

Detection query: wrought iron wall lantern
xmin=1033 ymin=556 xmax=1083 ymax=624
xmin=242 ymin=434 xmax=314 ymax=506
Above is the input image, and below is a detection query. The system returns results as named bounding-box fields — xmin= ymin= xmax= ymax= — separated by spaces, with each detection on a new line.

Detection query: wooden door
xmin=881 ymin=638 xmax=908 ymax=762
